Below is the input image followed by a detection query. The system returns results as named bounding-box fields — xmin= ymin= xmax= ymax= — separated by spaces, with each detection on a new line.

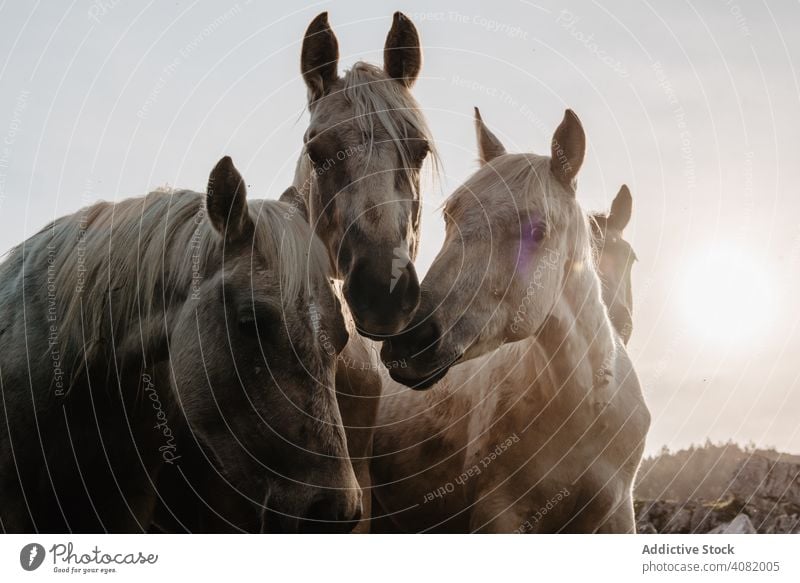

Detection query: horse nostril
xmin=304 ymin=496 xmax=332 ymax=520
xmin=393 ymin=264 xmax=420 ymax=312
xmin=344 ymin=254 xmax=420 ymax=337
xmin=415 ymin=319 xmax=441 ymax=351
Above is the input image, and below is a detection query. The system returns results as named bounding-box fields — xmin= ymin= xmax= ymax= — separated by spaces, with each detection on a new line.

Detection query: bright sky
xmin=1 ymin=0 xmax=798 ymax=455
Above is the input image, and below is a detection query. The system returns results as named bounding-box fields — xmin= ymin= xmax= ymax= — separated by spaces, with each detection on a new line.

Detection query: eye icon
xmin=20 ymin=543 xmax=46 ymax=571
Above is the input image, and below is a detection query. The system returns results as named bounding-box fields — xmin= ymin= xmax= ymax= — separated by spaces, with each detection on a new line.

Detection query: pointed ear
xmin=279 ymin=186 xmax=308 ymax=222
xmin=608 ymin=184 xmax=632 ymax=231
xmin=206 ymin=156 xmax=253 ymax=242
xmin=384 ymin=12 xmax=422 ymax=88
xmin=301 ymin=12 xmax=339 ymax=102
xmin=474 ymin=107 xmax=506 ymax=166
xmin=550 ymin=109 xmax=585 ymax=189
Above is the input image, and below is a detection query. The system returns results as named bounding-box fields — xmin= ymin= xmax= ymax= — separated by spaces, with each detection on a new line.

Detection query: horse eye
xmin=237 ymin=305 xmax=278 ymax=338
xmin=414 ymin=141 xmax=430 ymax=164
xmin=531 ymin=225 xmax=546 ymax=243
xmin=238 ymin=315 xmax=257 ymax=337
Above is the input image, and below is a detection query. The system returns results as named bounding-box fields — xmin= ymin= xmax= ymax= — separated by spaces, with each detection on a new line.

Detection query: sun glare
xmin=678 ymin=243 xmax=775 ymax=345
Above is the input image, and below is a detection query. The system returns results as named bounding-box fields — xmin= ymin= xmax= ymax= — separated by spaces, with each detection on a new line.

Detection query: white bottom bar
xmin=1 ymin=534 xmax=798 ymax=582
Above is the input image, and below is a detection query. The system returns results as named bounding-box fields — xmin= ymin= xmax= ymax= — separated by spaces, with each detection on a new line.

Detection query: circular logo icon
xmin=19 ymin=543 xmax=46 ymax=571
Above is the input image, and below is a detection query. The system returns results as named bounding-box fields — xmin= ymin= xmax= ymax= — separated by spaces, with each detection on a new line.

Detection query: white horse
xmin=371 ymin=109 xmax=650 ymax=533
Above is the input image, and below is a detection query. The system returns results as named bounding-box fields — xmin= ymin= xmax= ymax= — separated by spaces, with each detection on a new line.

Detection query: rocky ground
xmin=635 ymin=455 xmax=800 ymax=534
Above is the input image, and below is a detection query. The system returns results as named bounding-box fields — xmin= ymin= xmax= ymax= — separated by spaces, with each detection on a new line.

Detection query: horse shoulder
xmin=608 ymin=345 xmax=651 ymax=445
xmin=584 ymin=345 xmax=650 ymax=500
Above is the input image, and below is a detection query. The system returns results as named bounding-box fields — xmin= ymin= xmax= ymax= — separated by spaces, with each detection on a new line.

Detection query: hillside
xmin=634 ymin=442 xmax=800 ymax=533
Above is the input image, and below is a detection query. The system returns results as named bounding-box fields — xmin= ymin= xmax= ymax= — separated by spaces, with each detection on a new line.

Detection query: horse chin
xmin=351 ymin=314 xmax=410 ymax=341
xmin=388 ymin=357 xmax=459 ymax=390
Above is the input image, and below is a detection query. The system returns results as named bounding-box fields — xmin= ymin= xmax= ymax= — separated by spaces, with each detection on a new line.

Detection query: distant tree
xmin=635 ymin=440 xmax=755 ymax=502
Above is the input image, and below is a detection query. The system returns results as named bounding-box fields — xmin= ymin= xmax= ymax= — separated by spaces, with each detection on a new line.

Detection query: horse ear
xmin=206 ymin=156 xmax=253 ymax=242
xmin=550 ymin=109 xmax=585 ymax=189
xmin=608 ymin=184 xmax=632 ymax=231
xmin=474 ymin=107 xmax=506 ymax=166
xmin=384 ymin=12 xmax=422 ymax=88
xmin=279 ymin=186 xmax=308 ymax=222
xmin=301 ymin=12 xmax=339 ymax=102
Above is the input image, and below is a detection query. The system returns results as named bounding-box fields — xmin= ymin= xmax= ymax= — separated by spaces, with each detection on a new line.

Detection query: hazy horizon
xmin=1 ymin=0 xmax=798 ymax=456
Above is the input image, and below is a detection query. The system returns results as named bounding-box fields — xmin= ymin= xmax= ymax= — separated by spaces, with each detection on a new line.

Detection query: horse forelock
xmin=341 ymin=62 xmax=438 ymax=240
xmin=343 ymin=63 xmax=439 ymax=172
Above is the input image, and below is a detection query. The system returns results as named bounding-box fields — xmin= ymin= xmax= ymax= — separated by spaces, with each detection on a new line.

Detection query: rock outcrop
xmin=636 ymin=455 xmax=799 ymax=534
xmin=708 ymin=514 xmax=756 ymax=534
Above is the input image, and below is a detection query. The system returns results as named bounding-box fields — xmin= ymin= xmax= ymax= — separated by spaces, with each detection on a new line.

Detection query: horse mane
xmin=341 ymin=61 xmax=441 ymax=192
xmin=3 ymin=190 xmax=324 ymax=391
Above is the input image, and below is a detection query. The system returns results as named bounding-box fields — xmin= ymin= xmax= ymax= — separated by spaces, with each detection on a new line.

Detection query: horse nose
xmin=383 ymin=317 xmax=441 ymax=361
xmin=392 ymin=261 xmax=421 ymax=314
xmin=344 ymin=255 xmax=420 ymax=337
xmin=412 ymin=318 xmax=441 ymax=351
xmin=299 ymin=492 xmax=363 ymax=533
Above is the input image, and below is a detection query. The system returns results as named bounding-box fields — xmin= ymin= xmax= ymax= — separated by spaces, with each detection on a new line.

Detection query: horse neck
xmin=521 ymin=264 xmax=619 ymax=403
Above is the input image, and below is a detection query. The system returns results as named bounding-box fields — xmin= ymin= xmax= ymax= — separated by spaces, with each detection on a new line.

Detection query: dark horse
xmin=0 ymin=156 xmax=361 ymax=533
